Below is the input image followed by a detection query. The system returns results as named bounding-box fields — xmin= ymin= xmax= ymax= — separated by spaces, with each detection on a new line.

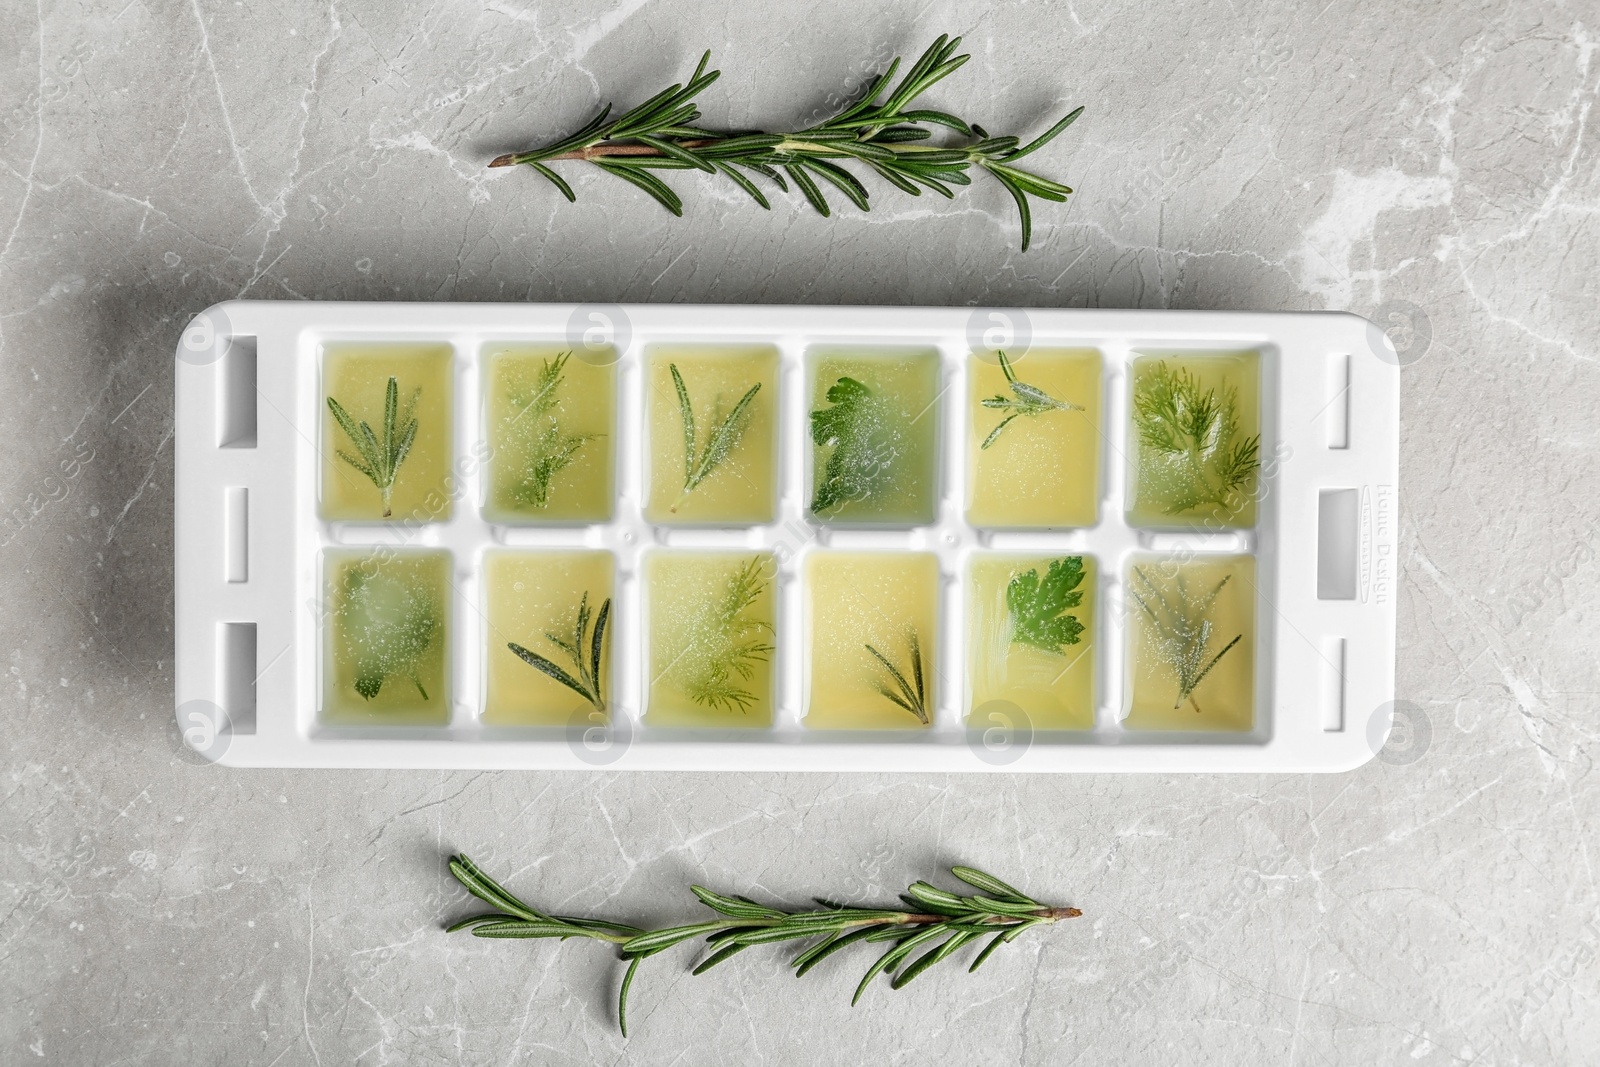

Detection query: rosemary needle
xmin=446 ymin=854 xmax=1081 ymax=1037
xmin=488 ymin=36 xmax=1084 ymax=251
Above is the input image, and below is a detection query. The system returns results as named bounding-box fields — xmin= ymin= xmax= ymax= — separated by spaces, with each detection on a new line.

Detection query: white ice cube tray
xmin=173 ymin=301 xmax=1398 ymax=772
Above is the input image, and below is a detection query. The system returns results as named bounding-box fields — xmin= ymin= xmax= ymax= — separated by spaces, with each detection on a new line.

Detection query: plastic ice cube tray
xmin=173 ymin=301 xmax=1399 ymax=771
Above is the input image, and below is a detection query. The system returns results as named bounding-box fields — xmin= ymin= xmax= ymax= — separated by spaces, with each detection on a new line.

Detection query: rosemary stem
xmin=707 ymin=907 xmax=1082 ymax=933
xmin=492 ymin=138 xmax=996 ymax=169
xmin=491 ymin=140 xmax=724 ymax=166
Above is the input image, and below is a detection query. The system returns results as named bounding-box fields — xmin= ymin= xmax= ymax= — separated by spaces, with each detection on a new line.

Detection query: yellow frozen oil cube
xmin=483 ymin=550 xmax=615 ymax=726
xmin=805 ymin=551 xmax=939 ymax=729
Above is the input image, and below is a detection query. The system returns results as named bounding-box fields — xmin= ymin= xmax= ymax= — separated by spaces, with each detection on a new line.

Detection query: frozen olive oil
xmin=484 ymin=550 xmax=614 ymax=726
xmin=808 ymin=350 xmax=941 ymax=524
xmin=646 ymin=551 xmax=777 ymax=727
xmin=1123 ymin=555 xmax=1255 ymax=731
xmin=1127 ymin=351 xmax=1261 ymax=529
xmin=484 ymin=345 xmax=615 ymax=523
xmin=967 ymin=554 xmax=1096 ymax=729
xmin=323 ymin=548 xmax=451 ymax=725
xmin=321 ymin=344 xmax=454 ymax=522
xmin=804 ymin=551 xmax=939 ymax=729
xmin=967 ymin=349 xmax=1100 ymax=528
xmin=644 ymin=346 xmax=779 ymax=524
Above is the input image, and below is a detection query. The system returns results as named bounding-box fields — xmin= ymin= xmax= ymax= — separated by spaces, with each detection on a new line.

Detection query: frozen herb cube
xmin=808 ymin=350 xmax=941 ymax=525
xmin=645 ymin=552 xmax=777 ymax=727
xmin=1123 ymin=555 xmax=1254 ymax=731
xmin=321 ymin=344 xmax=454 ymax=522
xmin=323 ymin=549 xmax=451 ymax=724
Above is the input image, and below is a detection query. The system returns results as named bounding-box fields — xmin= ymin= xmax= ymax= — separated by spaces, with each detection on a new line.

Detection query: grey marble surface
xmin=3 ymin=0 xmax=1597 ymax=1063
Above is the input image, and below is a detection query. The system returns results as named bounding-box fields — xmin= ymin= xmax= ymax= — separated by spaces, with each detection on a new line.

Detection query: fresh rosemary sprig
xmin=669 ymin=363 xmax=761 ymax=513
xmin=327 ymin=376 xmax=418 ymax=518
xmin=339 ymin=562 xmax=441 ymax=701
xmin=488 ymin=36 xmax=1083 ymax=251
xmin=506 ymin=353 xmax=593 ymax=509
xmin=1127 ymin=565 xmax=1242 ymax=712
xmin=981 ymin=351 xmax=1082 ymax=449
xmin=672 ymin=557 xmax=773 ymax=712
xmin=508 ymin=592 xmax=610 ymax=712
xmin=1132 ymin=362 xmax=1260 ymax=517
xmin=447 ymin=854 xmax=1080 ymax=1036
xmin=865 ymin=629 xmax=928 ymax=724
xmin=1006 ymin=557 xmax=1086 ymax=654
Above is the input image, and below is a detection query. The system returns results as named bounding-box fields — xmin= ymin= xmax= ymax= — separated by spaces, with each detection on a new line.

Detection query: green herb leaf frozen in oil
xmin=1132 ymin=362 xmax=1260 ymax=518
xmin=670 ymin=558 xmax=773 ymax=713
xmin=810 ymin=376 xmax=900 ymax=514
xmin=339 ymin=561 xmax=441 ymax=701
xmin=865 ymin=629 xmax=928 ymax=723
xmin=980 ymin=351 xmax=1082 ymax=450
xmin=1005 ymin=557 xmax=1085 ymax=654
xmin=1128 ymin=564 xmax=1242 ymax=713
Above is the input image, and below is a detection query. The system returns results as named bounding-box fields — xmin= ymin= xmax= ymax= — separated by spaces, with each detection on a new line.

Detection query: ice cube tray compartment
xmin=174 ymin=302 xmax=1398 ymax=771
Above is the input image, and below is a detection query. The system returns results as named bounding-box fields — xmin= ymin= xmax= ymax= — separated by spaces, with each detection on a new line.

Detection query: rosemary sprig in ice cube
xmin=865 ymin=629 xmax=929 ymax=724
xmin=668 ymin=363 xmax=761 ymax=513
xmin=327 ymin=375 xmax=418 ymax=518
xmin=507 ymin=591 xmax=611 ymax=713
